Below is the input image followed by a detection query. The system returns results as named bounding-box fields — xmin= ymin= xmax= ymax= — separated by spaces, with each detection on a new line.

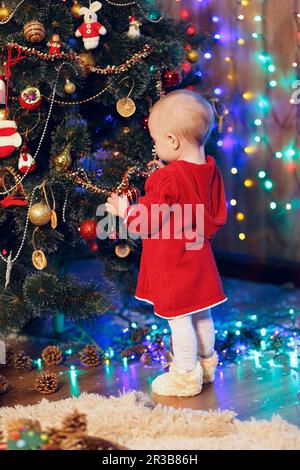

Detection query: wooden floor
xmin=1 ymin=346 xmax=300 ymax=427
xmin=1 ymin=263 xmax=300 ymax=427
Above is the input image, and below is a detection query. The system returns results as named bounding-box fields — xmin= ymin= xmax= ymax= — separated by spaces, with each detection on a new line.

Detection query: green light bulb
xmin=258 ymin=97 xmax=269 ymax=110
xmin=258 ymin=170 xmax=266 ymax=179
xmin=286 ymin=149 xmax=296 ymax=159
xmin=264 ymin=180 xmax=273 ymax=190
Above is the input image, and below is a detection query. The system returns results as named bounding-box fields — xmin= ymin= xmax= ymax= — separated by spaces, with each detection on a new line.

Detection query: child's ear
xmin=168 ymin=133 xmax=180 ymax=150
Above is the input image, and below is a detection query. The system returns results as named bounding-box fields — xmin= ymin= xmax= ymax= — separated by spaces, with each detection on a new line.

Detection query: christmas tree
xmin=0 ymin=0 xmax=223 ymax=335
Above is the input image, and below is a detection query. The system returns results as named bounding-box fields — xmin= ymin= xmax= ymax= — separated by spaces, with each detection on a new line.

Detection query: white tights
xmin=168 ymin=309 xmax=215 ymax=372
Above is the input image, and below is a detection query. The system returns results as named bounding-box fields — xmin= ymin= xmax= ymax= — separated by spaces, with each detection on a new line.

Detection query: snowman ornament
xmin=18 ymin=144 xmax=36 ymax=174
xmin=0 ymin=119 xmax=22 ymax=158
xmin=75 ymin=1 xmax=107 ymax=50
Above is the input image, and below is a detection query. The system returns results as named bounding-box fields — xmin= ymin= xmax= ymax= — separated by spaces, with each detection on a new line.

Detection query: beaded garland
xmin=5 ymin=43 xmax=153 ymax=76
xmin=105 ymin=0 xmax=163 ymax=23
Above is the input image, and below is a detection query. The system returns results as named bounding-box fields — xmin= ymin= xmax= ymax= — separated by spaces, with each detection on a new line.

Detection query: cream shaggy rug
xmin=1 ymin=391 xmax=300 ymax=450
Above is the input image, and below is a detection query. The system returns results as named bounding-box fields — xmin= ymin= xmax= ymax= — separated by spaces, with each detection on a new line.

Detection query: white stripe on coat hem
xmin=134 ymin=295 xmax=228 ymax=319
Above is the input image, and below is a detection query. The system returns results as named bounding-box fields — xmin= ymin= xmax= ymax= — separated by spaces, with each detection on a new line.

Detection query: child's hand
xmin=105 ymin=193 xmax=129 ymax=219
xmin=147 ymin=159 xmax=165 ymax=170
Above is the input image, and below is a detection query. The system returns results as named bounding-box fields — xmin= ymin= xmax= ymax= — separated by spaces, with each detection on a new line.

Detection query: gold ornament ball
xmin=187 ymin=49 xmax=200 ymax=63
xmin=123 ymin=126 xmax=130 ymax=134
xmin=23 ymin=20 xmax=46 ymax=43
xmin=32 ymin=250 xmax=47 ymax=270
xmin=53 ymin=144 xmax=72 ymax=172
xmin=71 ymin=1 xmax=83 ymax=18
xmin=29 ymin=202 xmax=52 ymax=226
xmin=64 ymin=79 xmax=76 ymax=94
xmin=0 ymin=108 xmax=8 ymax=120
xmin=0 ymin=3 xmax=10 ymax=21
xmin=116 ymin=97 xmax=136 ymax=118
xmin=79 ymin=52 xmax=95 ymax=76
xmin=115 ymin=244 xmax=131 ymax=258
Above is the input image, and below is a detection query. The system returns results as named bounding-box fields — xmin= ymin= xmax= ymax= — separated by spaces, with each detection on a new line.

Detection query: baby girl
xmin=106 ymin=90 xmax=227 ymax=397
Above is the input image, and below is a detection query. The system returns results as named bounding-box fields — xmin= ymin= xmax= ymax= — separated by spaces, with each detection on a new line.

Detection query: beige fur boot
xmin=151 ymin=361 xmax=203 ymax=397
xmin=200 ymin=351 xmax=218 ymax=384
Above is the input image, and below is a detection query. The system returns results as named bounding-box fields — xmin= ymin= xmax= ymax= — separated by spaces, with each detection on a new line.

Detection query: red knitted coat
xmin=123 ymin=156 xmax=227 ymax=319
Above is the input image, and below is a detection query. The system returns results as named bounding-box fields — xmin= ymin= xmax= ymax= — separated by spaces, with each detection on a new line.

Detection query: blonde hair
xmin=150 ymin=90 xmax=214 ymax=145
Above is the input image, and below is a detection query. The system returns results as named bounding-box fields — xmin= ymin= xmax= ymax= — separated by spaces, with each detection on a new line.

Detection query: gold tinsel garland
xmin=66 ymin=164 xmax=153 ymax=197
xmin=4 ymin=43 xmax=153 ymax=75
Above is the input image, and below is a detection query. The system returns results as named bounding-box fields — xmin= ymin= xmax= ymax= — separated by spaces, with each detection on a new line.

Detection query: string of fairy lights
xmin=202 ymin=0 xmax=300 ymax=243
xmin=175 ymin=0 xmax=300 ymax=241
xmin=256 ymin=0 xmax=300 ymax=214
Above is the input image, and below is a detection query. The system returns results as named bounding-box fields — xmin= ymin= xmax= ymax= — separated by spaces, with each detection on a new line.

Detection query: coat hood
xmin=169 ymin=156 xmax=227 ymax=240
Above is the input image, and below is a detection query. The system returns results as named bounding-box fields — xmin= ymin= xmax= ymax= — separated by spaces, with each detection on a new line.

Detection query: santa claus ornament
xmin=18 ymin=144 xmax=36 ymax=174
xmin=48 ymin=34 xmax=61 ymax=55
xmin=127 ymin=16 xmax=141 ymax=39
xmin=0 ymin=119 xmax=22 ymax=158
xmin=75 ymin=1 xmax=107 ymax=50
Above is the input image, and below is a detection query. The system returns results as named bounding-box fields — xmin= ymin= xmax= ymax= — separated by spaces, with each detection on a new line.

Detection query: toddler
xmin=106 ymin=90 xmax=227 ymax=397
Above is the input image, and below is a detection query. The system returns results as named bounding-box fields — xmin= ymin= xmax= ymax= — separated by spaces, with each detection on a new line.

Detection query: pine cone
xmin=121 ymin=344 xmax=147 ymax=359
xmin=84 ymin=436 xmax=127 ymax=450
xmin=61 ymin=410 xmax=87 ymax=434
xmin=270 ymin=335 xmax=285 ymax=350
xmin=47 ymin=428 xmax=68 ymax=446
xmin=0 ymin=374 xmax=9 ymax=394
xmin=79 ymin=345 xmax=102 ymax=368
xmin=60 ymin=435 xmax=126 ymax=451
xmin=13 ymin=351 xmax=33 ymax=372
xmin=6 ymin=418 xmax=41 ymax=434
xmin=131 ymin=326 xmax=150 ymax=343
xmin=140 ymin=351 xmax=152 ymax=365
xmin=4 ymin=347 xmax=14 ymax=368
xmin=41 ymin=345 xmax=63 ymax=366
xmin=34 ymin=371 xmax=58 ymax=394
xmin=59 ymin=435 xmax=88 ymax=451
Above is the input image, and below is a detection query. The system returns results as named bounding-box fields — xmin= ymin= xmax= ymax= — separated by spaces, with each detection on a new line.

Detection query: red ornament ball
xmin=19 ymin=87 xmax=42 ymax=110
xmin=180 ymin=8 xmax=190 ymax=20
xmin=181 ymin=61 xmax=192 ymax=74
xmin=89 ymin=241 xmax=99 ymax=252
xmin=186 ymin=25 xmax=197 ymax=36
xmin=162 ymin=69 xmax=182 ymax=89
xmin=141 ymin=116 xmax=149 ymax=130
xmin=78 ymin=219 xmax=98 ymax=241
